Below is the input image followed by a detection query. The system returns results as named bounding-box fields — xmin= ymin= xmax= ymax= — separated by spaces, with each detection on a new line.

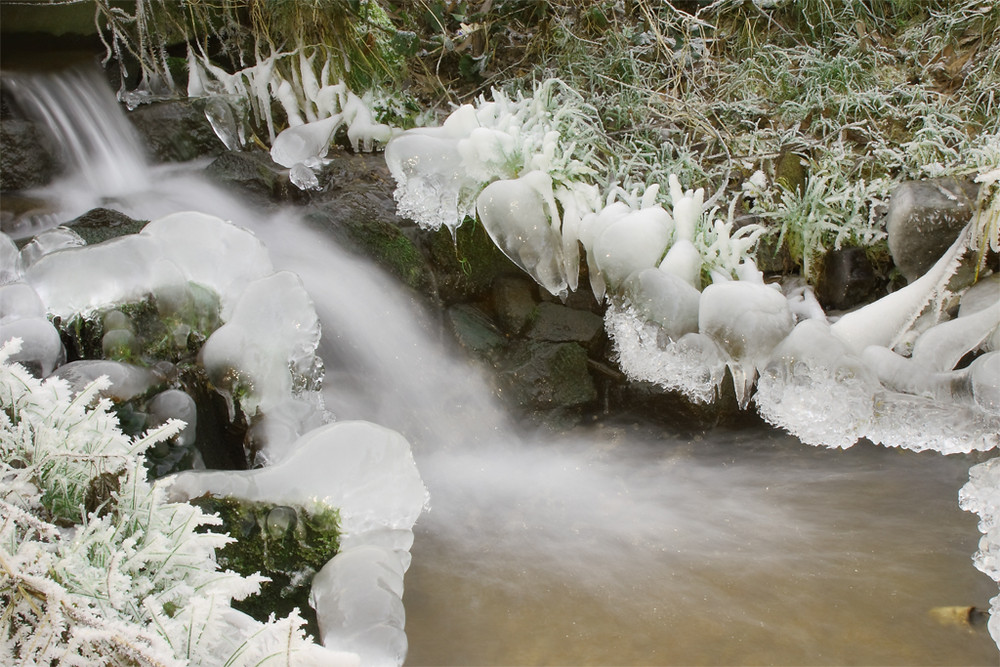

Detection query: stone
xmin=886 ymin=177 xmax=980 ymax=282
xmin=127 ymin=99 xmax=225 ymax=163
xmin=526 ymin=301 xmax=605 ymax=351
xmin=66 ymin=208 xmax=147 ymax=245
xmin=815 ymin=246 xmax=886 ymax=311
xmin=204 ymin=149 xmax=292 ymax=201
xmin=446 ymin=304 xmax=506 ymax=358
xmin=0 ymin=117 xmax=58 ymax=190
xmin=497 ymin=340 xmax=597 ymax=410
xmin=493 ymin=276 xmax=537 ymax=335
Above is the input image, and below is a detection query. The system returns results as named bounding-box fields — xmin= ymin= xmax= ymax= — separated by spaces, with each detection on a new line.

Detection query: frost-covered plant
xmin=0 ymin=339 xmax=341 ymax=666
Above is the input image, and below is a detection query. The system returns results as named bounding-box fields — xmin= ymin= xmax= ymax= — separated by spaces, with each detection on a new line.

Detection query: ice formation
xmin=960 ymin=457 xmax=1000 ymax=646
xmin=165 ymin=421 xmax=429 ymax=667
xmin=3 ymin=209 xmax=429 ymax=665
xmin=384 ymin=81 xmax=1000 ymax=458
xmin=186 ymin=45 xmax=392 ymax=190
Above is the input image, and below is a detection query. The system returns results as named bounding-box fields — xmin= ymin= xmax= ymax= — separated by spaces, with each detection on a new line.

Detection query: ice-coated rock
xmin=577 ymin=201 xmax=630 ymax=301
xmin=384 ymin=130 xmax=478 ymax=235
xmin=592 ymin=205 xmax=673 ymax=294
xmin=0 ymin=283 xmax=46 ymax=323
xmin=18 ymin=226 xmax=86 ymax=269
xmin=621 ymin=268 xmax=700 ymax=340
xmin=140 ymin=212 xmax=273 ymax=318
xmin=271 ymin=113 xmax=344 ymax=168
xmin=658 ymin=239 xmax=702 ymax=288
xmin=864 ymin=390 xmax=1000 ymax=453
xmin=475 ymin=172 xmax=567 ymax=297
xmin=50 ymin=359 xmax=161 ymax=401
xmin=310 ymin=545 xmax=409 ymax=667
xmin=147 ymin=389 xmax=198 ymax=446
xmin=200 ymin=271 xmax=321 ymax=420
xmin=755 ymin=319 xmax=877 ymax=448
xmin=959 ymin=456 xmax=1000 ymax=649
xmin=0 ymin=316 xmax=65 ymax=377
xmin=25 ymin=234 xmax=161 ymax=320
xmin=698 ymin=280 xmax=795 ymax=408
xmin=164 ymin=420 xmax=428 ymax=537
xmin=831 ymin=222 xmax=970 ymax=354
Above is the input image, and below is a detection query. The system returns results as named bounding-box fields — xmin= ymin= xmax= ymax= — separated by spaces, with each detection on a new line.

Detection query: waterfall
xmin=3 ymin=63 xmax=998 ymax=665
xmin=5 ymin=63 xmax=150 ymax=200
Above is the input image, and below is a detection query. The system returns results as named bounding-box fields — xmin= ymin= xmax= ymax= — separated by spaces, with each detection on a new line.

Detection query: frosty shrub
xmin=0 ymin=339 xmax=344 ymax=666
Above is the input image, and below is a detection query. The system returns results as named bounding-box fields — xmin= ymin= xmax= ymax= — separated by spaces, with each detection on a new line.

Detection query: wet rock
xmin=497 ymin=340 xmax=597 ymax=411
xmin=424 ymin=217 xmax=522 ymax=303
xmin=815 ymin=246 xmax=887 ymax=311
xmin=205 ymin=149 xmax=293 ymax=202
xmin=493 ymin=276 xmax=537 ymax=335
xmin=526 ymin=301 xmax=605 ymax=352
xmin=0 ymin=117 xmax=58 ymax=190
xmin=886 ymin=177 xmax=980 ymax=282
xmin=66 ymin=208 xmax=146 ymax=244
xmin=127 ymin=99 xmax=224 ymax=163
xmin=447 ymin=304 xmax=506 ymax=358
xmin=304 ymin=158 xmax=432 ymax=292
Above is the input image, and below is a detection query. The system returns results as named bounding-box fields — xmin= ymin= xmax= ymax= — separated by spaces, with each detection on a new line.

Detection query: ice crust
xmin=6 ymin=205 xmax=429 ymax=664
xmin=960 ymin=456 xmax=1000 ymax=646
xmin=166 ymin=420 xmax=428 ymax=666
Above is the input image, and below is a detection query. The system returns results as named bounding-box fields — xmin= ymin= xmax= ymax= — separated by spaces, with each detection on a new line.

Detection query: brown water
xmin=403 ymin=424 xmax=997 ymax=666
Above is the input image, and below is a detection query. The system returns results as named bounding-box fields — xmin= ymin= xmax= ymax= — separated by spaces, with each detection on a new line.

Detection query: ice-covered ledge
xmin=164 ymin=420 xmax=429 ymax=666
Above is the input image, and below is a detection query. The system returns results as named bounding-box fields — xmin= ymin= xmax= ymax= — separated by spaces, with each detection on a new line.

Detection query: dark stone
xmin=886 ymin=177 xmax=980 ymax=282
xmin=127 ymin=99 xmax=224 ymax=163
xmin=526 ymin=301 xmax=605 ymax=352
xmin=424 ymin=217 xmax=523 ymax=304
xmin=66 ymin=208 xmax=147 ymax=244
xmin=0 ymin=117 xmax=58 ymax=190
xmin=205 ymin=149 xmax=292 ymax=201
xmin=497 ymin=340 xmax=597 ymax=410
xmin=304 ymin=153 xmax=433 ymax=292
xmin=815 ymin=246 xmax=887 ymax=311
xmin=493 ymin=276 xmax=538 ymax=334
xmin=447 ymin=304 xmax=507 ymax=357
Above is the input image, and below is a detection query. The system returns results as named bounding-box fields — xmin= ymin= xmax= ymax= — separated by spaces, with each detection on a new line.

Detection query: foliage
xmin=0 ymin=339 xmax=328 ymax=665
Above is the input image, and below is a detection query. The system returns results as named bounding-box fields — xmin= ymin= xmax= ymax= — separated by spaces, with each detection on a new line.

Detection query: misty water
xmin=3 ymin=62 xmax=997 ymax=665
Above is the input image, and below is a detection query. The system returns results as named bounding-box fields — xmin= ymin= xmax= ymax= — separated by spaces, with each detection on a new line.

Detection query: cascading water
xmin=3 ymin=63 xmax=998 ymax=665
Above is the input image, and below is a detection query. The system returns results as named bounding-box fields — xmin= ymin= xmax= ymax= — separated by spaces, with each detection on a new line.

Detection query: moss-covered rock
xmin=191 ymin=496 xmax=342 ymax=641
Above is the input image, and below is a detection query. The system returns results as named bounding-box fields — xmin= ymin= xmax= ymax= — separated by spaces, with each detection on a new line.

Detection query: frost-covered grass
xmin=0 ymin=338 xmax=346 ymax=665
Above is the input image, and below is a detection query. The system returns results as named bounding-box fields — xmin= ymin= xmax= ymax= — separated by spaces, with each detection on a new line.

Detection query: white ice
xmin=959 ymin=456 xmax=1000 ymax=646
xmin=475 ymin=172 xmax=567 ymax=296
xmin=698 ymin=279 xmax=795 ymax=408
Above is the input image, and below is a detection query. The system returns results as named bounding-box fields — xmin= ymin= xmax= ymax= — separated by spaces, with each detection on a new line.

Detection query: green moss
xmin=191 ymin=496 xmax=342 ymax=640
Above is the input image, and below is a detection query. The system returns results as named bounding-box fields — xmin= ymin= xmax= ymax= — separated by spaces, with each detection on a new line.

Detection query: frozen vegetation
xmin=1 ymin=212 xmax=427 ymax=665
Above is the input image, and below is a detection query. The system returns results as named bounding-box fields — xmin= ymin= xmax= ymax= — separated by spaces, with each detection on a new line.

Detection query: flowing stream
xmin=3 ymin=62 xmax=998 ymax=665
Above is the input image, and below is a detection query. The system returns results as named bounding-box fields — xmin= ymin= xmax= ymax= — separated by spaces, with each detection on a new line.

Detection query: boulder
xmin=127 ymin=99 xmax=225 ymax=163
xmin=446 ymin=304 xmax=507 ymax=358
xmin=66 ymin=208 xmax=147 ymax=245
xmin=886 ymin=177 xmax=980 ymax=282
xmin=0 ymin=117 xmax=58 ymax=190
xmin=526 ymin=301 xmax=605 ymax=352
xmin=205 ymin=149 xmax=293 ymax=202
xmin=497 ymin=340 xmax=597 ymax=410
xmin=493 ymin=276 xmax=537 ymax=335
xmin=815 ymin=246 xmax=887 ymax=311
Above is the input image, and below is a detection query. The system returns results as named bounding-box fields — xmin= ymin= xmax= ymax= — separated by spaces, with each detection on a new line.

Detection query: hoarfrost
xmin=959 ymin=456 xmax=1000 ymax=646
